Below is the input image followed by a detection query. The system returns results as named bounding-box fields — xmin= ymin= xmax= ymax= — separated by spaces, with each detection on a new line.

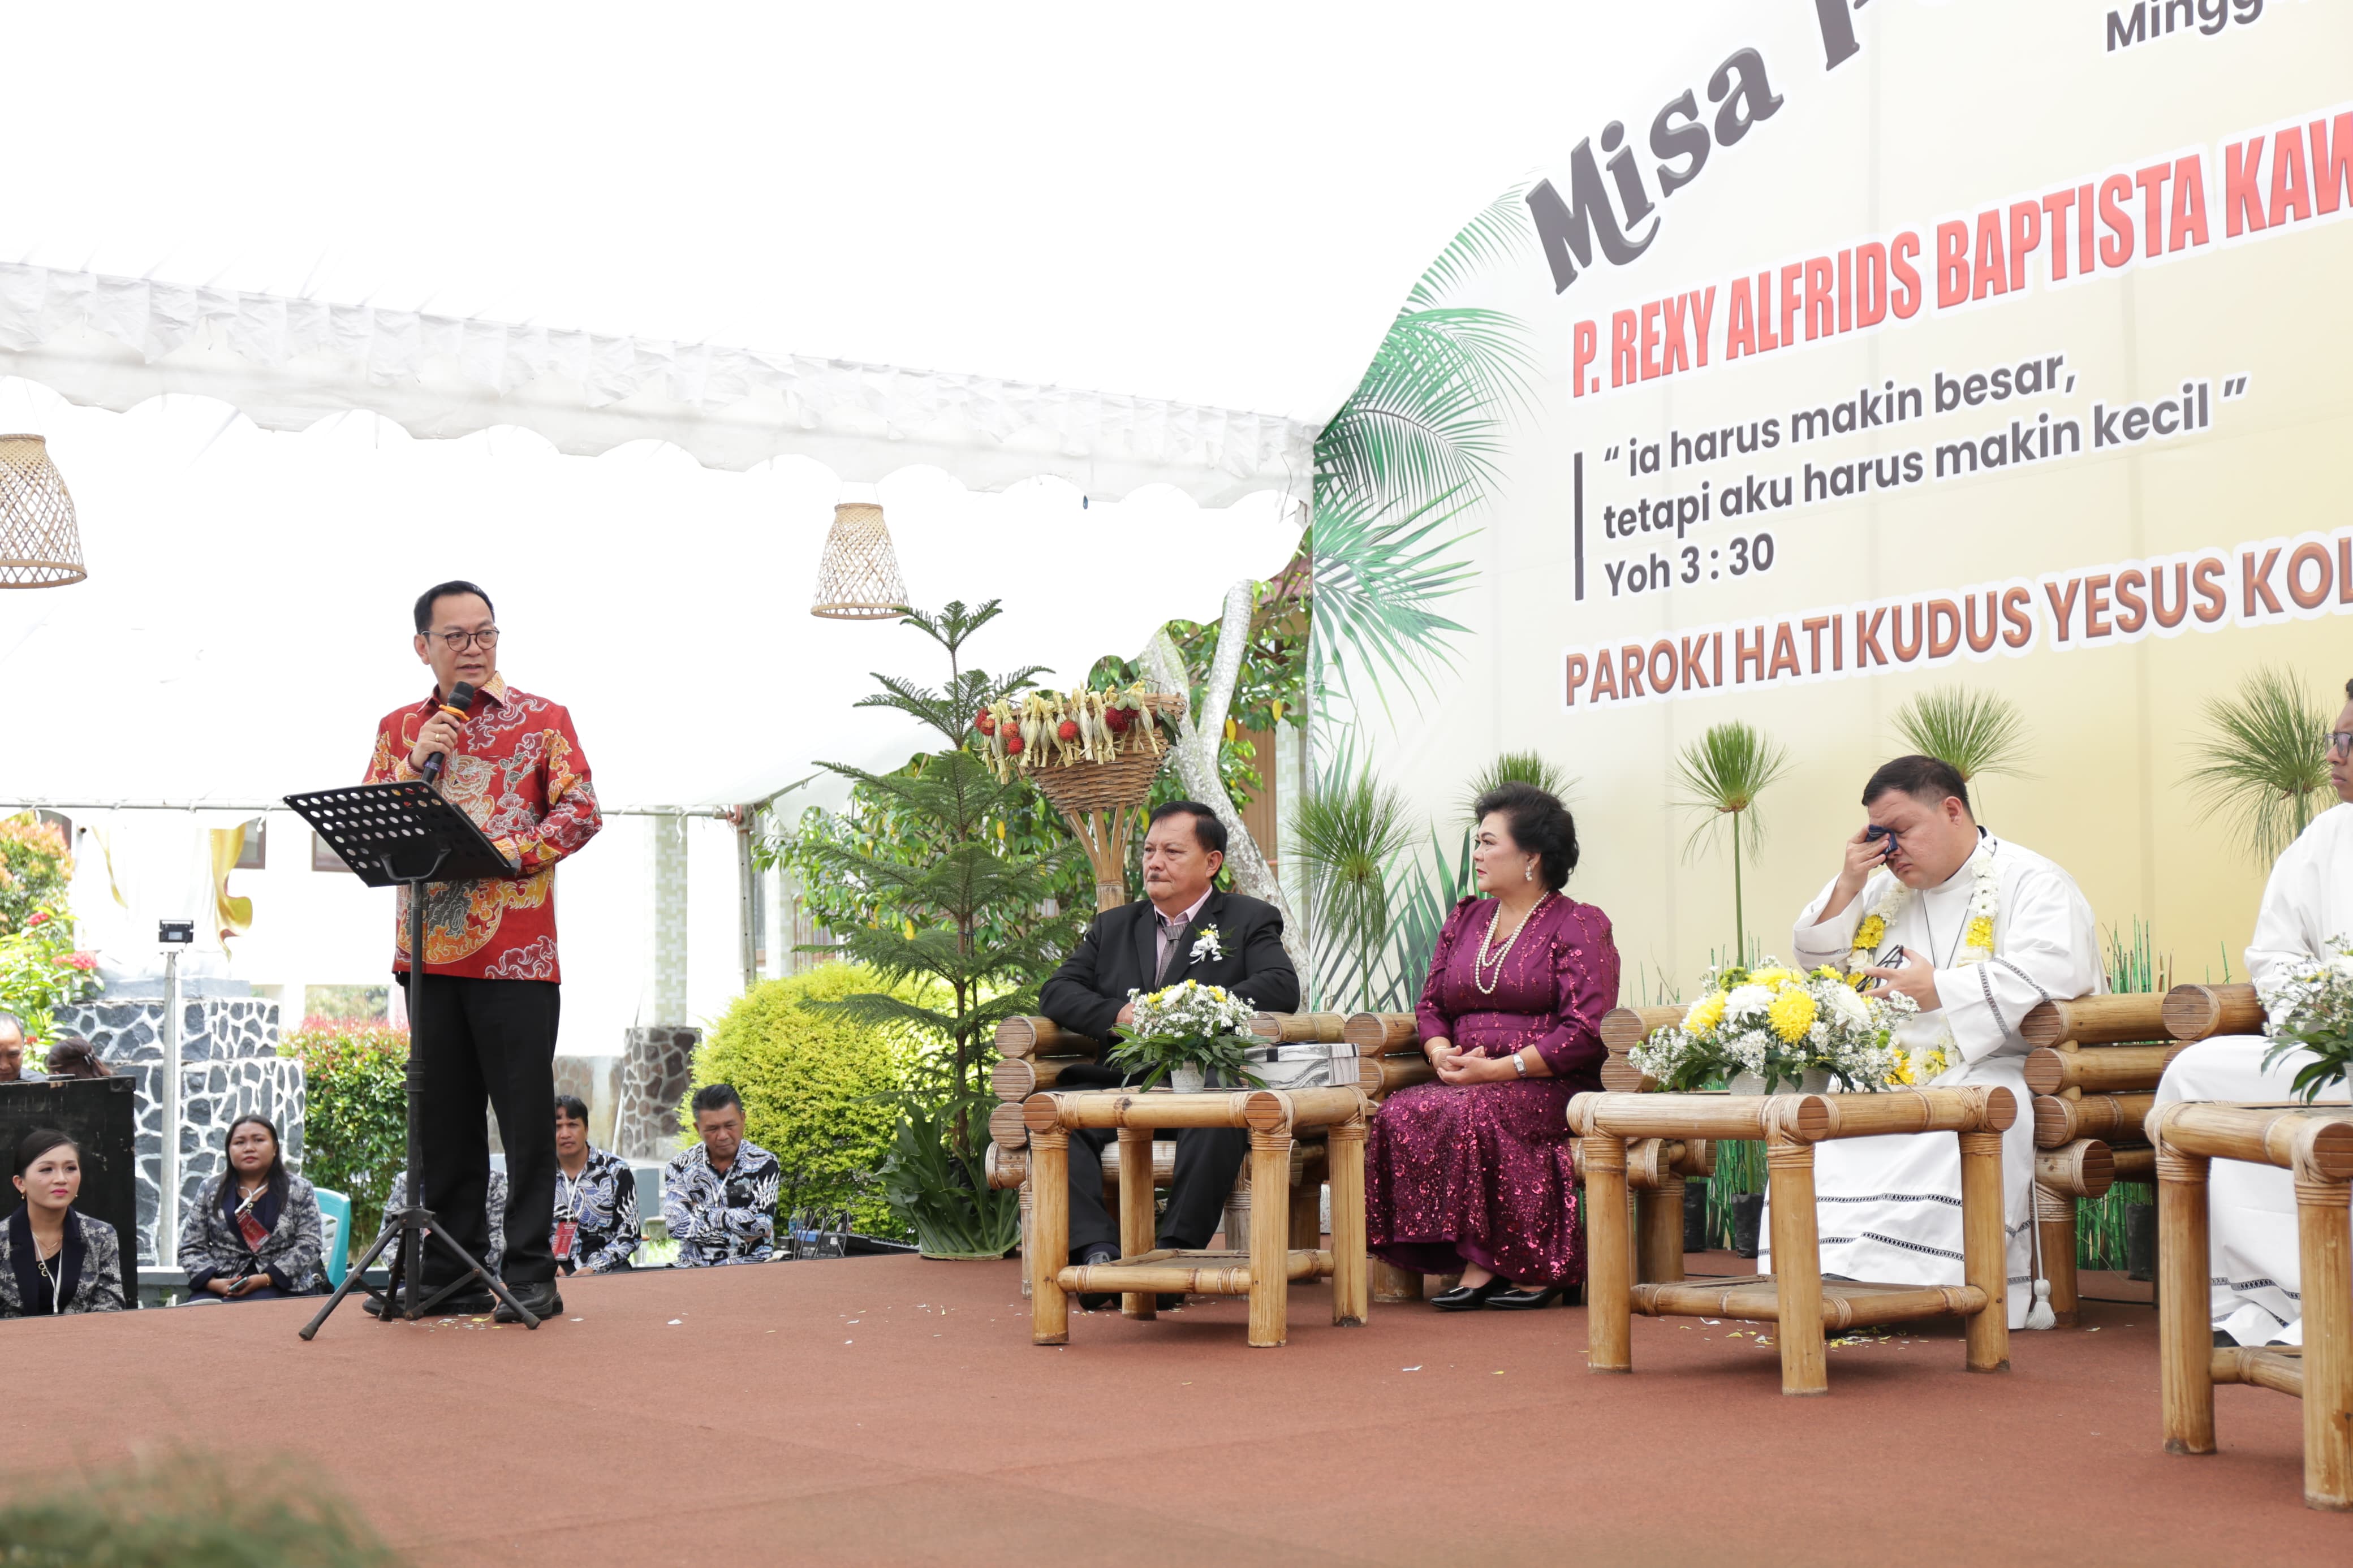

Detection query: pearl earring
xmin=1524 ymin=860 xmax=1535 ymax=882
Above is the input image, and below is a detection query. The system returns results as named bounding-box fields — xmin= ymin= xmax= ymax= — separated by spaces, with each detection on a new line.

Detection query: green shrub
xmin=686 ymin=964 xmax=917 ymax=1237
xmin=0 ymin=813 xmax=100 ymax=1059
xmin=0 ymin=1453 xmax=403 ymax=1567
xmin=281 ymin=1022 xmax=410 ymax=1240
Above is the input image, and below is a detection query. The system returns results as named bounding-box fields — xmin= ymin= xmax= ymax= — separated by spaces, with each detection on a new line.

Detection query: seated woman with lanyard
xmin=1 ymin=1128 xmax=126 ymax=1317
xmin=179 ymin=1114 xmax=326 ymax=1302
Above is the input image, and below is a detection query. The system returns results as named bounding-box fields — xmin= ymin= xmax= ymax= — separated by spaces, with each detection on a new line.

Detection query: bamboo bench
xmin=2023 ymin=982 xmax=2260 ymax=1321
xmin=1569 ymin=1086 xmax=2016 ymax=1395
xmin=2149 ymin=1100 xmax=2353 ymax=1510
xmin=1024 ymin=1086 xmax=1373 ymax=1348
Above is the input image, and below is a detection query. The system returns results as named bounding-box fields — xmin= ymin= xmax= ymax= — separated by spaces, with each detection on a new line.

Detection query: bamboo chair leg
xmin=1118 ymin=1128 xmax=1156 ymax=1320
xmin=1958 ymin=1129 xmax=2010 ymax=1373
xmin=1369 ymin=1259 xmax=1423 ymax=1303
xmin=2035 ymin=1181 xmax=2079 ymax=1328
xmin=1637 ymin=1174 xmax=1686 ymax=1285
xmin=1583 ymin=1134 xmax=1632 ymax=1373
xmin=1223 ymin=1164 xmax=1251 ymax=1253
xmin=1288 ymin=1167 xmax=1322 ymax=1249
xmin=2294 ymin=1175 xmax=2353 ymax=1510
xmin=1328 ymin=1115 xmax=1369 ymax=1327
xmin=1766 ymin=1132 xmax=1828 ymax=1396
xmin=2157 ymin=1147 xmax=2216 ymax=1455
xmin=1248 ymin=1129 xmax=1292 ymax=1348
xmin=1030 ymin=1129 xmax=1071 ymax=1346
xmin=1018 ymin=1177 xmax=1033 ymax=1300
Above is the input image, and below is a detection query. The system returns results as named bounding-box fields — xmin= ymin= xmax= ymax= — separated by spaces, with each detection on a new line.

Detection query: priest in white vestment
xmin=1762 ymin=755 xmax=2102 ymax=1329
xmin=2154 ymin=685 xmax=2353 ymax=1346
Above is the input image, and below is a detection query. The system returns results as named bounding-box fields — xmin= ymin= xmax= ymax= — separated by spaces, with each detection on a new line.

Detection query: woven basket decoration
xmin=1017 ymin=693 xmax=1186 ymax=912
xmin=809 ymin=501 xmax=908 ymax=620
xmin=0 ymin=434 xmax=84 ymax=588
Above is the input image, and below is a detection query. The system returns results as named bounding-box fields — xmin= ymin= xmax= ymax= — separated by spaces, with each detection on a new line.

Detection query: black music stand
xmin=283 ymin=780 xmax=541 ymax=1336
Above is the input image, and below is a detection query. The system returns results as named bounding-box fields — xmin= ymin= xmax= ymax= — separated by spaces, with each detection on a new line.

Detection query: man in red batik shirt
xmin=365 ymin=579 xmax=601 ymax=1323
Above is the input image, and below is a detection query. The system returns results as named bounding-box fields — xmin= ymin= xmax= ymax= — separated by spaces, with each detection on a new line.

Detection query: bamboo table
xmin=1024 ymin=1085 xmax=1372 ymax=1348
xmin=2149 ymin=1100 xmax=2353 ymax=1510
xmin=1567 ymin=1086 xmax=2016 ymax=1396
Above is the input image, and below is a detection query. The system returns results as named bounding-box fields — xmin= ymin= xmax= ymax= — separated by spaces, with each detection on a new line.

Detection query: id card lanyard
xmin=555 ymin=1165 xmax=589 ymax=1259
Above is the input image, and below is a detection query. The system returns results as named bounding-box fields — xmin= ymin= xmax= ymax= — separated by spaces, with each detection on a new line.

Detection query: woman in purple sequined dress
xmin=1366 ymin=783 xmax=1619 ymax=1310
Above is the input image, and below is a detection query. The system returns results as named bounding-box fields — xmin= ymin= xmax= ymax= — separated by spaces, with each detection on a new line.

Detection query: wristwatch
xmin=1512 ymin=1051 xmax=1528 ymax=1077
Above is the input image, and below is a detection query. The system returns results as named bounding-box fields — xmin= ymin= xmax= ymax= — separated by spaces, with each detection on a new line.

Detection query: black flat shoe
xmin=1075 ymin=1245 xmax=1119 ymax=1311
xmin=1488 ymin=1283 xmax=1567 ymax=1310
xmin=1430 ymin=1278 xmax=1506 ymax=1312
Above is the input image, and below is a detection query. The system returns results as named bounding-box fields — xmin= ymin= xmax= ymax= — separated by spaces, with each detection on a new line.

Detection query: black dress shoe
xmin=494 ymin=1281 xmax=563 ymax=1324
xmin=368 ymin=1285 xmax=494 ymax=1319
xmin=1488 ymin=1283 xmax=1567 ymax=1310
xmin=1430 ymin=1278 xmax=1506 ymax=1312
xmin=1075 ymin=1245 xmax=1119 ymax=1311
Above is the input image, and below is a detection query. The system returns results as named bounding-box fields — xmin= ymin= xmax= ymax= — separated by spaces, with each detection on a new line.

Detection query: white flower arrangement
xmin=1628 ymin=957 xmax=1920 ymax=1093
xmin=1189 ymin=924 xmax=1226 ymax=965
xmin=1111 ymin=978 xmax=1264 ymax=1090
xmin=2258 ymin=935 xmax=2353 ymax=1102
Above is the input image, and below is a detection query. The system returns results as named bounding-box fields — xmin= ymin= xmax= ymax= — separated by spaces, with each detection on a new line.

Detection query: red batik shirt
xmin=364 ymin=675 xmax=602 ymax=982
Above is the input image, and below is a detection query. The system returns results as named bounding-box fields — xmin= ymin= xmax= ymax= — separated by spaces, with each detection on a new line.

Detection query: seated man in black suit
xmin=1039 ymin=800 xmax=1299 ymax=1307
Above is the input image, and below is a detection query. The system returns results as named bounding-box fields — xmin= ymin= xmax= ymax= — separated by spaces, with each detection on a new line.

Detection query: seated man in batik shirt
xmin=553 ymin=1094 xmax=641 ymax=1274
xmin=662 ymin=1085 xmax=779 ymax=1267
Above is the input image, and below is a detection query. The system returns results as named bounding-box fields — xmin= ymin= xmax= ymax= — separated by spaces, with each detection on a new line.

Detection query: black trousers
xmin=402 ymin=973 xmax=561 ymax=1287
xmin=1066 ymin=1126 xmax=1246 ymax=1255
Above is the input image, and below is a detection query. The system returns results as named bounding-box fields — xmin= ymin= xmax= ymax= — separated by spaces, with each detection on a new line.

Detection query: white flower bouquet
xmin=1109 ymin=978 xmax=1265 ymax=1091
xmin=2259 ymin=937 xmax=2353 ymax=1102
xmin=1628 ymin=958 xmax=1920 ymax=1093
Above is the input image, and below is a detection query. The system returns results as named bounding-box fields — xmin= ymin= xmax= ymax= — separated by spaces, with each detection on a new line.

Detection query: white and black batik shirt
xmin=553 ymin=1146 xmax=641 ymax=1272
xmin=662 ymin=1141 xmax=779 ymax=1267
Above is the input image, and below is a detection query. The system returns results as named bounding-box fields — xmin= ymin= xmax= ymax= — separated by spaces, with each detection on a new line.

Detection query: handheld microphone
xmin=419 ymin=680 xmax=478 ymax=786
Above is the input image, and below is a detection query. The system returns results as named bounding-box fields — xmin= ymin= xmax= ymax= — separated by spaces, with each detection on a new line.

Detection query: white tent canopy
xmin=0 ymin=3 xmax=1658 ymax=486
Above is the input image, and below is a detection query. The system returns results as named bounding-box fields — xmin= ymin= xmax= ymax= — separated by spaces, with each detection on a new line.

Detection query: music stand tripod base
xmin=283 ymin=780 xmax=544 ymax=1336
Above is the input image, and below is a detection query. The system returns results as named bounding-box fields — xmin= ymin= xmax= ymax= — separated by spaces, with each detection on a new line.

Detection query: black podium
xmin=282 ymin=780 xmax=541 ymax=1334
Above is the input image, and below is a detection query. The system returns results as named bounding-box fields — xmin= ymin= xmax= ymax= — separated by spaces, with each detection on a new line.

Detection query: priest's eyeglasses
xmin=2329 ymin=731 xmax=2353 ymax=757
xmin=435 ymin=628 xmax=501 ymax=651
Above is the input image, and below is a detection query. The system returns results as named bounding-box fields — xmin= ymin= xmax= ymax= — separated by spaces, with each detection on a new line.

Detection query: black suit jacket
xmin=1038 ymin=890 xmax=1299 ymax=1083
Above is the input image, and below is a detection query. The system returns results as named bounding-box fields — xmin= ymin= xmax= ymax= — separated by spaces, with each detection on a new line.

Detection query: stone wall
xmin=613 ymin=1025 xmax=699 ymax=1159
xmin=60 ymin=997 xmax=303 ymax=1265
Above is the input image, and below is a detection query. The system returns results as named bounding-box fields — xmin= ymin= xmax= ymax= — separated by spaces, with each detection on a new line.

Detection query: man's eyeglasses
xmin=434 ymin=628 xmax=500 ymax=651
xmin=2328 ymin=731 xmax=2353 ymax=757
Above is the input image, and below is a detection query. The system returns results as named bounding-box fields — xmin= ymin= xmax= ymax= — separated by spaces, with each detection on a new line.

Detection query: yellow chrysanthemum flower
xmin=1886 ymin=1052 xmax=1915 ymax=1087
xmin=1749 ymin=967 xmax=1795 ymax=987
xmin=1965 ymin=915 xmax=1994 ymax=952
xmin=1684 ymin=992 xmax=1727 ymax=1033
xmin=1767 ymin=988 xmax=1817 ymax=1043
xmin=1854 ymin=915 xmax=1887 ymax=951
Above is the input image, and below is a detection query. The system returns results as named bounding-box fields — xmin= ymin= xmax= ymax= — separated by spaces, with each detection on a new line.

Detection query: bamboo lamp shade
xmin=0 ymin=434 xmax=85 ymax=588
xmin=809 ymin=500 xmax=908 ymax=620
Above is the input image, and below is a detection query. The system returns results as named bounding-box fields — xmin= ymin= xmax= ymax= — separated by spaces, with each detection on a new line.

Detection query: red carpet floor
xmin=1 ymin=1252 xmax=2344 ymax=1566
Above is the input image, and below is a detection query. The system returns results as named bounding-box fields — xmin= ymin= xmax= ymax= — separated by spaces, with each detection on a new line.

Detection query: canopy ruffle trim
xmin=0 ymin=262 xmax=1315 ymax=503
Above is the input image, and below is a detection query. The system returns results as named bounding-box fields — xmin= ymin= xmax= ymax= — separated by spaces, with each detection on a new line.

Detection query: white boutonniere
xmin=1190 ymin=925 xmax=1225 ymax=965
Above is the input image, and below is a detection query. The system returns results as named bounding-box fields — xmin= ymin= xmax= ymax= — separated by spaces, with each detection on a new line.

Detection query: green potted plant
xmin=1109 ymin=979 xmax=1265 ymax=1092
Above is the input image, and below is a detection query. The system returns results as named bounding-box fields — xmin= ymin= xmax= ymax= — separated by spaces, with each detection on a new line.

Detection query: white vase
xmin=1169 ymin=1064 xmax=1208 ymax=1094
xmin=1726 ymin=1068 xmax=1834 ymax=1095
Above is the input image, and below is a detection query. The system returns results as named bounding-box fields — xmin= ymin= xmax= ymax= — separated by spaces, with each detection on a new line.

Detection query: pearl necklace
xmin=1473 ymin=892 xmax=1549 ymax=995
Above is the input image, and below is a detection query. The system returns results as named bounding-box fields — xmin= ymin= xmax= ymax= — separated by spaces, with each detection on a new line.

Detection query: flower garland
xmin=1847 ymin=849 xmax=2000 ymax=973
xmin=1843 ymin=848 xmax=2001 ymax=1084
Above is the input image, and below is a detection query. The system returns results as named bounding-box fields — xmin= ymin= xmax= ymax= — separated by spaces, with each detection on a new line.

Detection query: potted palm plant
xmin=1109 ymin=979 xmax=1265 ymax=1092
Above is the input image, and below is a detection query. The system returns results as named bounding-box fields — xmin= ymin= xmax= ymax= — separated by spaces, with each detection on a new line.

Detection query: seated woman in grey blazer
xmin=180 ymin=1114 xmax=325 ymax=1301
xmin=2 ymin=1127 xmax=126 ymax=1317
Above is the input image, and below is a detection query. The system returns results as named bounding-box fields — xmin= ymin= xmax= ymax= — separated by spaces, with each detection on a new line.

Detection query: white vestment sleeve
xmin=1933 ymin=863 xmax=2102 ymax=1064
xmin=1793 ymin=872 xmax=1875 ymax=966
xmin=2246 ymin=826 xmax=2326 ymax=1021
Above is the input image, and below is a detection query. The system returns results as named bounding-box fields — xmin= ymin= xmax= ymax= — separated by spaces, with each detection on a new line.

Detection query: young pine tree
xmin=801 ymin=601 xmax=1079 ymax=1256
